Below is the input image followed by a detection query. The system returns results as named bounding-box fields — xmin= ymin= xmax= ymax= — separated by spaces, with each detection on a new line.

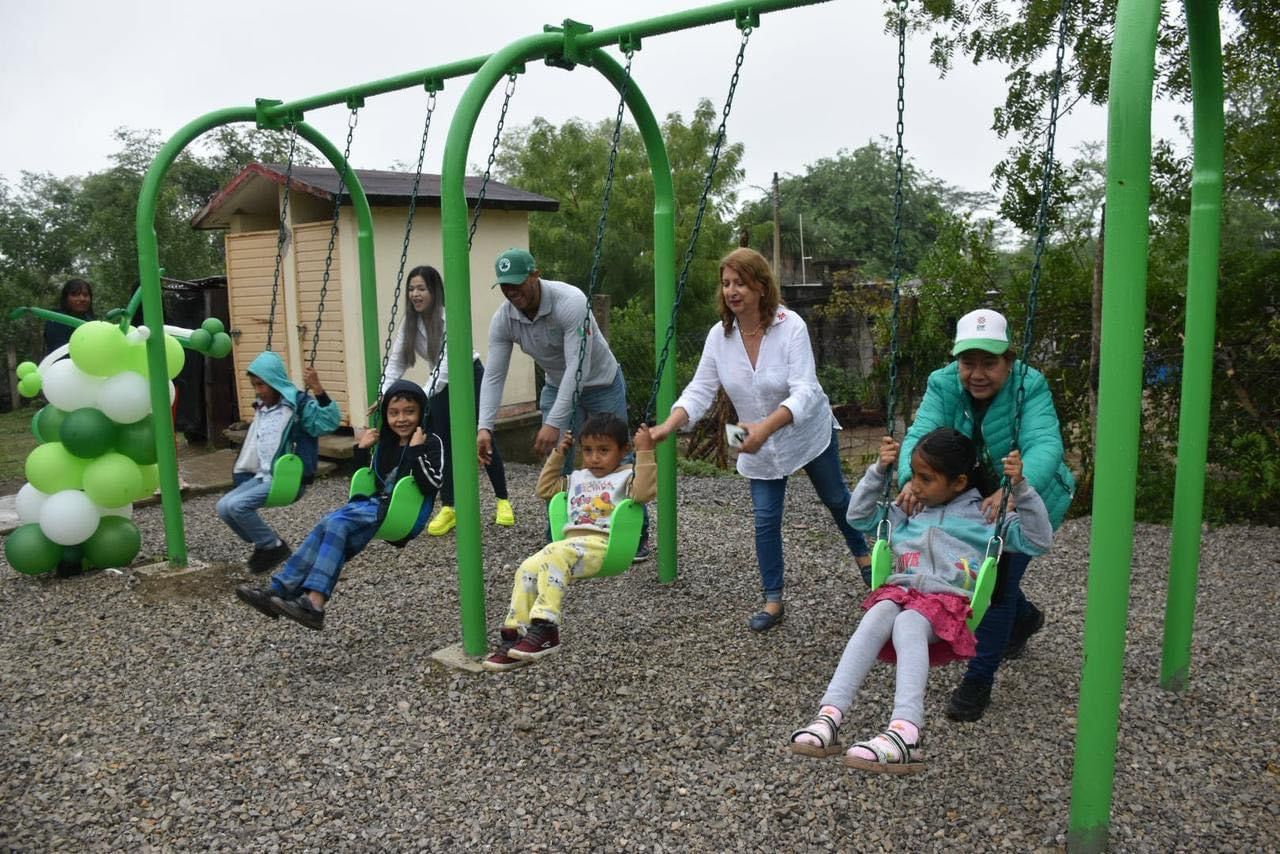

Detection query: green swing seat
xmin=547 ymin=492 xmax=644 ymax=578
xmin=869 ymin=534 xmax=999 ymax=631
xmin=348 ymin=465 xmax=426 ymax=543
xmin=264 ymin=453 xmax=304 ymax=507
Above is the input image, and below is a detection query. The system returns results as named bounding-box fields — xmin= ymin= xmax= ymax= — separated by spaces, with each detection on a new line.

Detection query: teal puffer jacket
xmin=897 ymin=360 xmax=1076 ymax=527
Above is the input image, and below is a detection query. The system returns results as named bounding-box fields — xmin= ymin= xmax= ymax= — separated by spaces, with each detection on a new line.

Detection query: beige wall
xmin=333 ymin=205 xmax=536 ymax=427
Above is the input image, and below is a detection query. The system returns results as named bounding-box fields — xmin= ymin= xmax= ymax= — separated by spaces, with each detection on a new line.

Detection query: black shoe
xmin=247 ymin=541 xmax=291 ymax=575
xmin=945 ymin=677 xmax=992 ymax=722
xmin=272 ymin=594 xmax=325 ymax=630
xmin=747 ymin=604 xmax=785 ymax=633
xmin=632 ymin=539 xmax=653 ymax=564
xmin=235 ymin=584 xmax=283 ymax=620
xmin=1004 ymin=604 xmax=1045 ymax=661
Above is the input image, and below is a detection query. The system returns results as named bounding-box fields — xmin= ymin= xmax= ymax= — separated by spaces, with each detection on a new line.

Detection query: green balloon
xmin=16 ymin=360 xmax=37 ymax=379
xmin=83 ymin=452 xmax=143 ymax=508
xmin=34 ymin=405 xmax=67 ymax=443
xmin=115 ymin=418 xmax=158 ymax=465
xmin=61 ymin=407 xmax=120 ymax=459
xmin=200 ymin=317 xmax=225 ymax=336
xmin=18 ymin=372 xmax=42 ymax=398
xmin=164 ymin=334 xmax=185 ymax=379
xmin=25 ymin=442 xmax=88 ymax=493
xmin=4 ymin=524 xmax=63 ymax=575
xmin=136 ymin=463 xmax=160 ymax=500
xmin=209 ymin=333 xmax=233 ymax=359
xmin=187 ymin=329 xmax=213 ymax=352
xmin=83 ymin=517 xmax=141 ymax=569
xmin=70 ymin=321 xmax=129 ymax=378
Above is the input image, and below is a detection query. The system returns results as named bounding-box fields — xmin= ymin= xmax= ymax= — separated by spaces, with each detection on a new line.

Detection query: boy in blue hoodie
xmin=235 ymin=379 xmax=442 ymax=630
xmin=215 ymin=351 xmax=342 ymax=573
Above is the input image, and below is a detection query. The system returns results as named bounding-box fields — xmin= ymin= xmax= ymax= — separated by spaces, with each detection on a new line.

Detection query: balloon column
xmin=4 ymin=318 xmax=231 ymax=575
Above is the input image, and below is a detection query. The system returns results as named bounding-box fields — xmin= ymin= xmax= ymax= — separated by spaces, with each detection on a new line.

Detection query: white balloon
xmin=97 ymin=503 xmax=134 ymax=520
xmin=42 ymin=359 xmax=104 ymax=411
xmin=98 ymin=371 xmax=152 ymax=423
xmin=130 ymin=325 xmax=151 ymax=342
xmin=169 ymin=380 xmax=176 ymax=405
xmin=15 ymin=483 xmax=49 ymax=524
xmin=38 ymin=489 xmax=101 ymax=546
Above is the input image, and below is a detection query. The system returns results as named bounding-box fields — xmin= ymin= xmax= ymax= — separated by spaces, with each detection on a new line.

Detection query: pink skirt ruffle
xmin=861 ymin=585 xmax=977 ymax=666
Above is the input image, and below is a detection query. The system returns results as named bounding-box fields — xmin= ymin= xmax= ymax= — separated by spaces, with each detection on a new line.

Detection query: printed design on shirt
xmin=569 ymin=482 xmax=616 ymax=528
xmin=953 ymin=556 xmax=978 ymax=590
xmin=896 ymin=551 xmax=920 ymax=574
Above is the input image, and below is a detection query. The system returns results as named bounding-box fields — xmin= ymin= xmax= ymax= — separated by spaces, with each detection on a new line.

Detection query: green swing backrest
xmin=870 ymin=538 xmax=998 ymax=632
xmin=264 ymin=453 xmax=304 ymax=507
xmin=549 ymin=491 xmax=643 ymax=578
xmin=348 ymin=465 xmax=426 ymax=543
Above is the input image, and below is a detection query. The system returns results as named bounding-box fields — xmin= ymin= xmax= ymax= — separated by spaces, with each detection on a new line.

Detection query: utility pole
xmin=771 ymin=172 xmax=781 ymax=276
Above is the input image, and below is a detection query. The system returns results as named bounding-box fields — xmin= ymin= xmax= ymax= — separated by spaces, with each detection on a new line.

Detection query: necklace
xmin=739 ymin=323 xmax=764 ymax=338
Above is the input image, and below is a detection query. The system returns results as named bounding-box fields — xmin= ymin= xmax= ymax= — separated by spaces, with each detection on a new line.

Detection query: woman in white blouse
xmin=648 ymin=248 xmax=869 ymax=632
xmin=382 ymin=265 xmax=514 ymax=534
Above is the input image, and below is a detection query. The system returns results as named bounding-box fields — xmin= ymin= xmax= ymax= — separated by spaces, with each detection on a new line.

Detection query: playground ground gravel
xmin=1 ymin=463 xmax=1277 ymax=852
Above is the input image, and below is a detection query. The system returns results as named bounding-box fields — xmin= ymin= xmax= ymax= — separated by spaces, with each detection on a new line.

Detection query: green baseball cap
xmin=493 ymin=248 xmax=536 ymax=287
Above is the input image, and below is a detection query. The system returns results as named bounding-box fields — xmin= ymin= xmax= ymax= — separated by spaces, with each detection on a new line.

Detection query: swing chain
xmin=569 ymin=49 xmax=635 ymax=434
xmin=266 ymin=124 xmax=299 ymax=352
xmin=375 ymin=89 xmax=438 ymax=416
xmin=995 ymin=0 xmax=1071 ymax=533
xmin=878 ymin=0 xmax=909 ymax=518
xmin=309 ymin=106 xmax=360 ymax=368
xmin=468 ymin=72 xmax=519 ymax=249
xmin=644 ymin=25 xmax=751 ymax=425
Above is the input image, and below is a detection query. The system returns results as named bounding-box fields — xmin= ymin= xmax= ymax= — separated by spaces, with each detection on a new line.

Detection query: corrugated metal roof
xmin=192 ymin=162 xmax=559 ymax=229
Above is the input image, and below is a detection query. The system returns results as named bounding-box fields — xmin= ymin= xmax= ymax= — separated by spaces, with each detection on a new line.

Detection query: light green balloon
xmin=18 ymin=373 xmax=43 ymax=398
xmin=164 ymin=334 xmax=185 ymax=379
xmin=83 ymin=453 xmax=143 ymax=509
xmin=16 ymin=361 xmax=38 ymax=379
xmin=136 ymin=463 xmax=160 ymax=500
xmin=24 ymin=442 xmax=88 ymax=493
xmin=70 ymin=321 xmax=130 ymax=378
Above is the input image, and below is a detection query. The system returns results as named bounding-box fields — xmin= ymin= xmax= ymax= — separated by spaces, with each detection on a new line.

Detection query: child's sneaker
xmin=506 ymin=619 xmax=560 ymax=661
xmin=494 ymin=499 xmax=516 ymax=527
xmin=272 ymin=593 xmax=325 ymax=630
xmin=481 ymin=627 xmax=529 ymax=672
xmin=427 ymin=506 xmax=457 ymax=536
xmin=235 ymin=584 xmax=282 ymax=619
xmin=248 ymin=540 xmax=291 ymax=574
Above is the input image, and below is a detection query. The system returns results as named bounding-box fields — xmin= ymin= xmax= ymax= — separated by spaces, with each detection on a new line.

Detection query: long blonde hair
xmin=717 ymin=248 xmax=782 ymax=336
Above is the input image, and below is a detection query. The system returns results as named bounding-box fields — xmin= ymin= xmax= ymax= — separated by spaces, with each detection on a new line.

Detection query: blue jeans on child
xmin=964 ymin=552 xmax=1034 ymax=684
xmin=216 ymin=473 xmax=278 ymax=548
xmin=538 ymin=368 xmax=650 ymax=545
xmin=269 ymin=495 xmax=432 ymax=600
xmin=747 ymin=429 xmax=869 ymax=602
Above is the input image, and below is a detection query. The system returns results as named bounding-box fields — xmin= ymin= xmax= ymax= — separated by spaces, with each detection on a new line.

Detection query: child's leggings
xmin=819 ymin=599 xmax=938 ymax=727
xmin=503 ymin=536 xmax=608 ymax=629
xmin=270 ymin=499 xmax=381 ymax=599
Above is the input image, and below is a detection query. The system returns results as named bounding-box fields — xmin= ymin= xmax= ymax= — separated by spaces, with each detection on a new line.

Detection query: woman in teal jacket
xmin=896 ymin=309 xmax=1075 ymax=722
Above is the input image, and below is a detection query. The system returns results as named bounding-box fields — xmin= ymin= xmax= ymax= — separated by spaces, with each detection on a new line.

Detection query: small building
xmin=192 ymin=164 xmax=558 ymax=427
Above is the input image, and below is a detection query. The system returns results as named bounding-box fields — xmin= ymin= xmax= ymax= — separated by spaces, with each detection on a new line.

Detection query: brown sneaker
xmin=481 ymin=628 xmax=529 ymax=672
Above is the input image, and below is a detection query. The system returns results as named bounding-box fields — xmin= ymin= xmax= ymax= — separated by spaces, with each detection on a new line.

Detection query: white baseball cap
xmin=952 ymin=309 xmax=1010 ymax=356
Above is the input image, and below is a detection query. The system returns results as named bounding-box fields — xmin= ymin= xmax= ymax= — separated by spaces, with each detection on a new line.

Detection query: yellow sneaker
xmin=427 ymin=505 xmax=457 ymax=536
xmin=494 ymin=498 xmax=516 ymax=527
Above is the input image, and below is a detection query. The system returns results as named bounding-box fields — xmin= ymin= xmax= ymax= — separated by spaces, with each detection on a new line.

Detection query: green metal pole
xmin=1160 ymin=0 xmax=1224 ymax=692
xmin=1066 ymin=0 xmax=1160 ymax=850
xmin=585 ymin=48 xmax=678 ymax=581
xmin=135 ymin=109 xmax=373 ymax=566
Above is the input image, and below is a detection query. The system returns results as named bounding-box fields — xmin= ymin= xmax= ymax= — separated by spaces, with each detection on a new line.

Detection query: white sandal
xmin=789 ymin=712 xmax=842 ymax=758
xmin=843 ymin=727 xmax=926 ymax=775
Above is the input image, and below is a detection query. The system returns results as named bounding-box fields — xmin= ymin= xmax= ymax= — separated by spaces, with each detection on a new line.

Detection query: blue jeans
xmin=747 ymin=429 xmax=869 ymax=601
xmin=216 ymin=473 xmax=278 ymax=548
xmin=539 ymin=368 xmax=649 ymax=545
xmin=965 ymin=552 xmax=1034 ymax=684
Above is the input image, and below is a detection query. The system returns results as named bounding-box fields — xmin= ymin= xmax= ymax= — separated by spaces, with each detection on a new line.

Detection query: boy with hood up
xmin=216 ymin=351 xmax=341 ymax=573
xmin=235 ymin=379 xmax=443 ymax=630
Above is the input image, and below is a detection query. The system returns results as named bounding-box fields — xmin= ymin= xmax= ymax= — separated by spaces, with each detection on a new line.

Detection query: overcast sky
xmin=1 ymin=0 xmax=1183 ymax=214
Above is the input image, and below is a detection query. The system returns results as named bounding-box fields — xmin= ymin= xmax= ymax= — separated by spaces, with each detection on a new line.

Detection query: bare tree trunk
xmin=5 ymin=340 xmax=18 ymax=412
xmin=684 ymin=389 xmax=736 ymax=469
xmin=1088 ymin=205 xmax=1105 ymax=444
xmin=591 ymin=293 xmax=610 ymax=340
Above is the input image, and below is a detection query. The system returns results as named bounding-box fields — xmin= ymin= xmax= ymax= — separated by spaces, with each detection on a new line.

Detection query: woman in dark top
xmin=43 ymin=278 xmax=95 ymax=356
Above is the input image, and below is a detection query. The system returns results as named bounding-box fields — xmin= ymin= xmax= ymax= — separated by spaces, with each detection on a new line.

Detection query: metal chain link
xmin=372 ymin=89 xmax=437 ymax=417
xmin=308 ymin=106 xmax=359 ymax=367
xmin=644 ymin=26 xmax=752 ymax=425
xmin=878 ymin=0 xmax=910 ymax=519
xmin=266 ymin=124 xmax=299 ymax=352
xmin=995 ymin=0 xmax=1071 ymax=533
xmin=569 ymin=50 xmax=635 ymax=434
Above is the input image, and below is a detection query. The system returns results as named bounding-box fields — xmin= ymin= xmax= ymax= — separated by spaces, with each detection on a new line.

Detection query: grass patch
xmin=676 ymin=455 xmax=732 ymax=478
xmin=0 ymin=406 xmax=38 ymax=486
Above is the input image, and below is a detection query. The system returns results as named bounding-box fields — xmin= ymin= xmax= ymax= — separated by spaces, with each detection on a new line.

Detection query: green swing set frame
xmin=127 ymin=0 xmax=1228 ymax=847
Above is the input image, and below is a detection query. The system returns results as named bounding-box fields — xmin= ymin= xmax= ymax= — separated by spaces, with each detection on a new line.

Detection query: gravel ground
xmin=1 ymin=464 xmax=1277 ymax=852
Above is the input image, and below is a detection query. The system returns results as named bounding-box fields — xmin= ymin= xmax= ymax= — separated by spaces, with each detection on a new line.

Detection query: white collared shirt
xmin=672 ymin=308 xmax=836 ymax=480
xmin=381 ymin=309 xmax=483 ymax=395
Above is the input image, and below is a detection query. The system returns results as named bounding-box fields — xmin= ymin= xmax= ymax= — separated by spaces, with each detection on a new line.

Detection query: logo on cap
xmin=976 ymin=315 xmax=987 ymax=332
xmin=498 ymin=258 xmax=512 ymax=273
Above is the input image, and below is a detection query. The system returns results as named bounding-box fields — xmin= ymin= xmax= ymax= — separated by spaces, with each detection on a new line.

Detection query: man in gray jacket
xmin=477 ymin=248 xmax=628 ymax=466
